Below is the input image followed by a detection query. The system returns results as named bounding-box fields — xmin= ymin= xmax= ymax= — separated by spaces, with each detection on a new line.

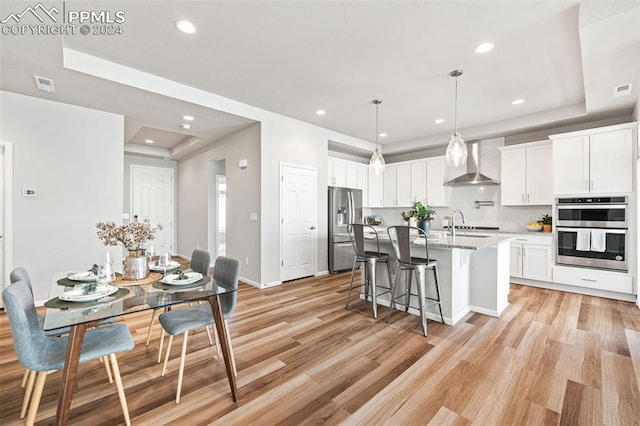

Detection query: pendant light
xmin=445 ymin=69 xmax=468 ymax=168
xmin=369 ymin=99 xmax=385 ymax=175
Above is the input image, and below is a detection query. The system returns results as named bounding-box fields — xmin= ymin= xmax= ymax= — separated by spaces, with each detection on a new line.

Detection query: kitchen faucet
xmin=450 ymin=209 xmax=466 ymax=238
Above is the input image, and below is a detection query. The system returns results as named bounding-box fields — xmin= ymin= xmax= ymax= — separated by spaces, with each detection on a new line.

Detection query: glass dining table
xmin=45 ymin=272 xmax=239 ymax=426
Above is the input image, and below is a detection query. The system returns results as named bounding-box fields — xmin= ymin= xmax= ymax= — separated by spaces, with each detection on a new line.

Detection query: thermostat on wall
xmin=22 ymin=189 xmax=37 ymax=197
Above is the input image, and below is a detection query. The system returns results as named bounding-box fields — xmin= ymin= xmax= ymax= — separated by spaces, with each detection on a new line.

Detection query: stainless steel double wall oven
xmin=556 ymin=196 xmax=629 ymax=271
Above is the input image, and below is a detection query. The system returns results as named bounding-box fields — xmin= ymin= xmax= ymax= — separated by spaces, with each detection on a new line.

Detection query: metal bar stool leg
xmin=404 ymin=269 xmax=413 ymax=313
xmin=433 ymin=265 xmax=445 ymax=324
xmin=386 ymin=265 xmax=402 ymax=324
xmin=346 ymin=257 xmax=358 ymax=309
xmin=368 ymin=258 xmax=378 ymax=319
xmin=415 ymin=266 xmax=428 ymax=336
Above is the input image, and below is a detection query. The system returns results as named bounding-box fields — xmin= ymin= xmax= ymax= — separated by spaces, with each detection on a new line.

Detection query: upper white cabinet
xmin=426 ymin=156 xmax=449 ymax=206
xmin=327 ymin=157 xmax=347 ymax=187
xmin=382 ymin=164 xmax=411 ymax=207
xmin=499 ymin=141 xmax=552 ymax=206
xmin=410 ymin=161 xmax=427 ymax=205
xmin=368 ymin=168 xmax=383 ymax=207
xmin=551 ymin=124 xmax=634 ymax=195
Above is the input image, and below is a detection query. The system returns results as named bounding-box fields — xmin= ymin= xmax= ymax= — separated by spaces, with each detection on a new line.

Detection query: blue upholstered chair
xmin=152 ymin=249 xmax=214 ymax=364
xmin=158 ymin=255 xmax=239 ymax=403
xmin=2 ymin=279 xmax=135 ymax=426
xmin=9 ymin=267 xmax=116 ymax=419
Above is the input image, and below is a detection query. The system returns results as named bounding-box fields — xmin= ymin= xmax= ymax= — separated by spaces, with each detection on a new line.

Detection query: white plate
xmin=59 ymin=285 xmax=118 ymax=302
xmin=149 ymin=261 xmax=181 ymax=271
xmin=67 ymin=271 xmax=97 ymax=282
xmin=161 ymin=272 xmax=203 ymax=286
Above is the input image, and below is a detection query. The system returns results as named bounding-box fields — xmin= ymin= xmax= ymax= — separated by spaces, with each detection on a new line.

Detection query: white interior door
xmin=281 ymin=164 xmax=317 ymax=282
xmin=131 ymin=166 xmax=174 ymax=255
xmin=216 ymin=174 xmax=227 ymax=257
xmin=0 ymin=146 xmax=4 ymax=290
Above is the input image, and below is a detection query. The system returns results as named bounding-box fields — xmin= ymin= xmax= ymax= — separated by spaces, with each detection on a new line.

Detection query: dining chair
xmin=158 ymin=255 xmax=240 ymax=403
xmin=9 ymin=267 xmax=116 ymax=419
xmin=386 ymin=225 xmax=445 ymax=336
xmin=151 ymin=249 xmax=215 ymax=363
xmin=346 ymin=223 xmax=394 ymax=319
xmin=2 ymin=279 xmax=135 ymax=426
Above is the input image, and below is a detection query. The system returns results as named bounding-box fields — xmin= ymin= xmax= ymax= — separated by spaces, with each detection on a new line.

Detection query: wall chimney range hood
xmin=443 ymin=140 xmax=500 ymax=186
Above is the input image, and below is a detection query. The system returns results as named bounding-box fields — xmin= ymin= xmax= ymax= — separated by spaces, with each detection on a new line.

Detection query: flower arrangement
xmin=96 ymin=219 xmax=162 ymax=252
xmin=401 ymin=201 xmax=436 ymax=221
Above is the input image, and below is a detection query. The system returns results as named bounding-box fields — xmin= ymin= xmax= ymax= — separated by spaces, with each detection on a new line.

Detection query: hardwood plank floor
xmin=1 ymin=271 xmax=639 ymax=425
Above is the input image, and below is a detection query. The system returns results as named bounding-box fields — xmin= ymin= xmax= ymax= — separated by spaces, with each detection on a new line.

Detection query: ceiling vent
xmin=33 ymin=75 xmax=55 ymax=93
xmin=613 ymin=83 xmax=633 ymax=98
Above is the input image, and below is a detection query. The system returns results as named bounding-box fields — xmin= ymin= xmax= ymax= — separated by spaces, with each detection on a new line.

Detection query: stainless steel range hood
xmin=443 ymin=140 xmax=500 ymax=186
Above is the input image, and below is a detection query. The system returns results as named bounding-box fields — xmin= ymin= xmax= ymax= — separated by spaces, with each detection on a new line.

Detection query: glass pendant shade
xmin=370 ymin=148 xmax=385 ymax=175
xmin=446 ymin=132 xmax=467 ymax=167
xmin=369 ymin=99 xmax=385 ymax=175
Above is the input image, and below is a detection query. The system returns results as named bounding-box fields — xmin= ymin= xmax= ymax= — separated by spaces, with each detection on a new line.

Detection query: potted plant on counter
xmin=401 ymin=201 xmax=435 ymax=233
xmin=539 ymin=214 xmax=552 ymax=233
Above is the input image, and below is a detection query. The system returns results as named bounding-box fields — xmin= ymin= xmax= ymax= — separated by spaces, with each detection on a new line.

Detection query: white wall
xmin=177 ymin=124 xmax=261 ymax=284
xmin=0 ymin=91 xmax=124 ymax=302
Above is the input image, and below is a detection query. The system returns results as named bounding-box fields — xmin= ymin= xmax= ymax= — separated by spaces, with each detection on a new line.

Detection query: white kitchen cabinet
xmin=346 ymin=161 xmax=358 ymax=188
xmin=553 ymin=265 xmax=633 ymax=294
xmin=410 ymin=161 xmax=427 ymax=205
xmin=426 ymin=156 xmax=449 ymax=206
xmin=368 ymin=168 xmax=383 ymax=207
xmin=507 ymin=234 xmax=552 ymax=282
xmin=551 ymin=125 xmax=633 ymax=195
xmin=357 ymin=164 xmax=369 ymax=207
xmin=327 ymin=157 xmax=347 ymax=187
xmin=382 ymin=163 xmax=411 ymax=207
xmin=499 ymin=141 xmax=552 ymax=206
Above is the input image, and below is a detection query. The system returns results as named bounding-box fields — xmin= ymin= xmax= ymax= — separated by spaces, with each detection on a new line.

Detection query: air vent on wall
xmin=613 ymin=83 xmax=633 ymax=97
xmin=33 ymin=75 xmax=55 ymax=93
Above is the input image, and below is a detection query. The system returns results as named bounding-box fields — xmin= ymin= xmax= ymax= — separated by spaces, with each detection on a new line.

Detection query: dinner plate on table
xmin=161 ymin=272 xmax=203 ymax=286
xmin=149 ymin=261 xmax=181 ymax=271
xmin=59 ymin=285 xmax=119 ymax=302
xmin=67 ymin=271 xmax=97 ymax=282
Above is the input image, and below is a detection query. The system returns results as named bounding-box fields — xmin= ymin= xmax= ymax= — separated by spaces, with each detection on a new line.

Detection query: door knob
xmin=310 ymin=226 xmax=316 ymax=230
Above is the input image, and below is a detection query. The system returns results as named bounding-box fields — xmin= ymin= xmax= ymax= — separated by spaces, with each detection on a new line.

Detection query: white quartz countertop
xmin=367 ymin=231 xmax=513 ymax=250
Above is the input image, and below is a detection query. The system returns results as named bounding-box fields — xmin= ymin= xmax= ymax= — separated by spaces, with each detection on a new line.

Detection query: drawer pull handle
xmin=581 ymin=278 xmax=598 ymax=283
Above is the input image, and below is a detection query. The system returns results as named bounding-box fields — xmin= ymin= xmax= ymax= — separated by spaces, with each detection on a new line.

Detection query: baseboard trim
xmin=315 ymin=270 xmax=329 ymax=276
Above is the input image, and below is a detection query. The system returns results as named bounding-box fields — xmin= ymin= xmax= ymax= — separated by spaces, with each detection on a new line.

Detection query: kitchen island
xmin=363 ymin=231 xmax=512 ymax=325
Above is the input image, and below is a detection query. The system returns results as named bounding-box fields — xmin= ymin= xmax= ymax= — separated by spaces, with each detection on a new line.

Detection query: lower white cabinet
xmin=553 ymin=265 xmax=633 ymax=294
xmin=507 ymin=234 xmax=552 ymax=282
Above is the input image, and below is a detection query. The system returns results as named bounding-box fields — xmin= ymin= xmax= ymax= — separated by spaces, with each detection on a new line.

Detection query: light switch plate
xmin=249 ymin=213 xmax=258 ymax=221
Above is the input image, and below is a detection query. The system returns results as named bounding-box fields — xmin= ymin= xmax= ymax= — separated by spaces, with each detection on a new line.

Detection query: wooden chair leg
xmin=26 ymin=371 xmax=48 ymax=426
xmin=21 ymin=369 xmax=29 ymax=387
xmin=205 ymin=325 xmax=214 ymax=346
xmin=145 ymin=310 xmax=159 ymax=346
xmin=213 ymin=325 xmax=221 ymax=357
xmin=176 ymin=331 xmax=189 ymax=403
xmin=162 ymin=334 xmax=174 ymax=376
xmin=109 ymin=354 xmax=131 ymax=426
xmin=103 ymin=356 xmax=113 ymax=384
xmin=157 ymin=329 xmax=166 ymax=364
xmin=20 ymin=370 xmax=36 ymax=419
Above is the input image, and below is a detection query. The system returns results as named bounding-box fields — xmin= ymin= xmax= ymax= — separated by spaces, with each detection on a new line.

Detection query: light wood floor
xmin=1 ymin=271 xmax=639 ymax=425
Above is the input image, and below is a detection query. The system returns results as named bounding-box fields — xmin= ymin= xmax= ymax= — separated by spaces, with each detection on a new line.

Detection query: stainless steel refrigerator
xmin=328 ymin=186 xmax=363 ymax=273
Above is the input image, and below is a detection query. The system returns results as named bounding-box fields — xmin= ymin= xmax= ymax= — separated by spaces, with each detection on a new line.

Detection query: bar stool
xmin=345 ymin=224 xmax=393 ymax=319
xmin=386 ymin=225 xmax=444 ymax=336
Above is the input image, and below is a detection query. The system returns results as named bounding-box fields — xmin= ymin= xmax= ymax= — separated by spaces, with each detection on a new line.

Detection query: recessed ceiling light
xmin=434 ymin=118 xmax=445 ymax=124
xmin=182 ymin=115 xmax=195 ymax=121
xmin=315 ymin=109 xmax=326 ymax=116
xmin=175 ymin=20 xmax=197 ymax=34
xmin=474 ymin=41 xmax=495 ymax=54
xmin=181 ymin=123 xmax=191 ymax=130
xmin=379 ymin=133 xmax=387 ymax=138
xmin=144 ymin=139 xmax=154 ymax=144
xmin=510 ymin=98 xmax=525 ymax=105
